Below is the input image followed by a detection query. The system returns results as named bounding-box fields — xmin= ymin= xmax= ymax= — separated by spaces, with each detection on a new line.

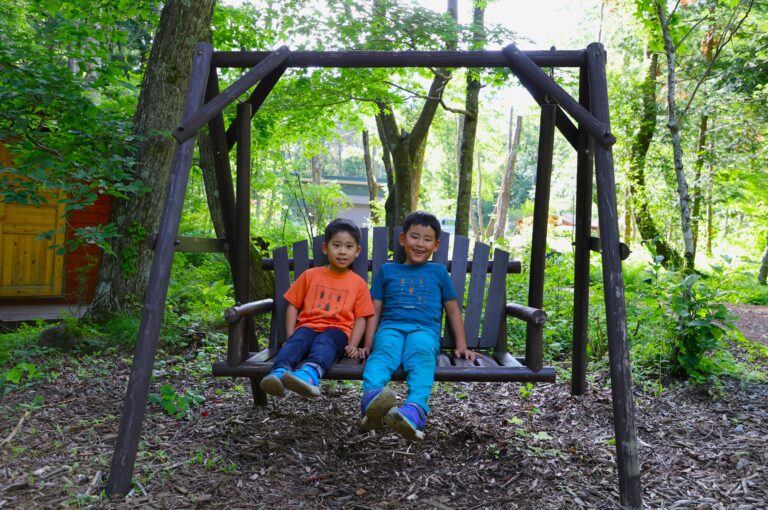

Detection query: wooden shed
xmin=0 ymin=143 xmax=112 ymax=305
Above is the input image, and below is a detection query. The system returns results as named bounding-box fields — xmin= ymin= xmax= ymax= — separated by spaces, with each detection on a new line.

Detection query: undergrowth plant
xmin=148 ymin=384 xmax=205 ymax=420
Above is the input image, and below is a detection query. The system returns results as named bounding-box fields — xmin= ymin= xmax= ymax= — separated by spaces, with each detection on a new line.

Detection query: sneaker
xmin=360 ymin=388 xmax=397 ymax=431
xmin=259 ymin=367 xmax=287 ymax=397
xmin=384 ymin=403 xmax=427 ymax=440
xmin=282 ymin=366 xmax=321 ymax=398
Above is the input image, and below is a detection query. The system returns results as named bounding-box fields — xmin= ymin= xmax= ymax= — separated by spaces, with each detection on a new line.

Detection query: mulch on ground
xmin=1 ymin=309 xmax=767 ymax=509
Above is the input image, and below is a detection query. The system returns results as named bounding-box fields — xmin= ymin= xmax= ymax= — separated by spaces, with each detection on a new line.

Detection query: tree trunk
xmin=690 ymin=113 xmax=708 ymax=260
xmin=372 ymin=0 xmax=455 ymax=226
xmin=758 ymin=240 xmax=768 ymax=285
xmin=624 ymin=191 xmax=632 ymax=249
xmin=626 ymin=51 xmax=683 ymax=269
xmin=375 ymin=115 xmax=396 ymax=230
xmin=90 ymin=0 xmax=216 ymax=316
xmin=455 ymin=2 xmax=485 ymax=237
xmin=311 ymin=155 xmax=322 ymax=183
xmin=658 ymin=2 xmax=696 ymax=272
xmin=455 ymin=115 xmax=464 ymax=188
xmin=362 ymin=129 xmax=380 ymax=224
xmin=706 ymin=124 xmax=715 ymax=256
xmin=486 ymin=112 xmax=522 ymax=241
xmin=476 ymin=151 xmax=484 ymax=236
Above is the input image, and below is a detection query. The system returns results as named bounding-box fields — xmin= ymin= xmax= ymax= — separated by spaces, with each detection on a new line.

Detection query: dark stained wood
xmin=225 ymin=62 xmax=288 ymax=150
xmin=434 ymin=231 xmax=450 ymax=265
xmin=224 ymin=299 xmax=273 ymax=323
xmin=463 ymin=242 xmax=490 ymax=349
xmin=479 ymin=249 xmax=509 ymax=349
xmin=148 ymin=234 xmax=228 ymax=253
xmin=372 ymin=227 xmax=388 ymax=280
xmin=393 ymin=227 xmax=404 ymax=263
xmin=571 ymin=67 xmax=594 ymax=397
xmin=232 ymin=102 xmax=252 ymax=366
xmin=108 ymin=42 xmax=212 ymax=497
xmin=212 ymin=357 xmax=556 ymax=383
xmin=502 ymin=44 xmax=616 ymax=149
xmin=449 ymin=235 xmax=470 ymax=309
xmin=443 ymin=235 xmax=470 ymax=348
xmin=312 ymin=235 xmax=327 ymax=267
xmin=526 ymin=103 xmax=556 ymax=372
xmin=353 ymin=228 xmax=368 ymax=282
xmin=271 ymin=246 xmax=290 ymax=350
xmin=505 ymin=303 xmax=547 ymax=325
xmin=211 ymin=50 xmax=586 ymax=69
xmin=499 ymin=50 xmax=579 ymax=150
xmin=293 ymin=240 xmax=310 ymax=279
xmin=586 ymin=236 xmax=631 ymax=260
xmin=173 ymin=46 xmax=291 ymax=143
xmin=587 ymin=42 xmax=642 ymax=509
xmin=204 ymin=68 xmax=237 ymax=252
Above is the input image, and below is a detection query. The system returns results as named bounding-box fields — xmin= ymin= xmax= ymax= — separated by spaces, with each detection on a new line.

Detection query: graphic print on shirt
xmin=391 ymin=274 xmax=432 ymax=309
xmin=311 ymin=285 xmax=349 ymax=321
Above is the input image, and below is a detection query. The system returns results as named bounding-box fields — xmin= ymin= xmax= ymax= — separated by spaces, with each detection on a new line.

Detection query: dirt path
xmin=727 ymin=304 xmax=768 ymax=346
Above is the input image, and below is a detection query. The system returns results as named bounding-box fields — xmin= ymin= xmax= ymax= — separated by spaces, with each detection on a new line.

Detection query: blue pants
xmin=362 ymin=323 xmax=440 ymax=413
xmin=271 ymin=327 xmax=347 ymax=377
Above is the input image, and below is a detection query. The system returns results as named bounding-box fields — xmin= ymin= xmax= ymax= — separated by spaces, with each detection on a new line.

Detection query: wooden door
xmin=0 ymin=194 xmax=66 ymax=297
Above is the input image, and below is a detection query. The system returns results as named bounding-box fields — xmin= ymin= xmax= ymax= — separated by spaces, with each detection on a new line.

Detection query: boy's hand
xmin=454 ymin=347 xmax=477 ymax=362
xmin=345 ymin=344 xmax=360 ymax=358
xmin=357 ymin=346 xmax=370 ymax=359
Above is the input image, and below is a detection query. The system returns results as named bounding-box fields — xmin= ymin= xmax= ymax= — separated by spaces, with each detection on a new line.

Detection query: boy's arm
xmin=344 ymin=317 xmax=367 ymax=357
xmin=360 ymin=300 xmax=383 ymax=357
xmin=285 ymin=304 xmax=299 ymax=338
xmin=444 ymin=299 xmax=477 ymax=361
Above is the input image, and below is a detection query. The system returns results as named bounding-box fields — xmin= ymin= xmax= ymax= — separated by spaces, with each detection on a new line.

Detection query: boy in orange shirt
xmin=260 ymin=218 xmax=374 ymax=398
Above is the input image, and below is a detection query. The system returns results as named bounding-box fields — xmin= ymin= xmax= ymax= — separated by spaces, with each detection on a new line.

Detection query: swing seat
xmin=212 ymin=227 xmax=555 ymax=401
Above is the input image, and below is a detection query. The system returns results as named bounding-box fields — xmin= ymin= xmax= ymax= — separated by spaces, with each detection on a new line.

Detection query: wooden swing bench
xmin=212 ymin=226 xmax=555 ymax=402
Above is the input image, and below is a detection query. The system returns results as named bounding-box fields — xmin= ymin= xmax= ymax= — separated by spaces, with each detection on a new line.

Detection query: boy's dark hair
xmin=402 ymin=211 xmax=441 ymax=238
xmin=324 ymin=218 xmax=361 ymax=244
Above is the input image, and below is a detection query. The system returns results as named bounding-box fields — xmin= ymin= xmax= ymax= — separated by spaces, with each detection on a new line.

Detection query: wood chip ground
xmin=1 ymin=307 xmax=766 ymax=509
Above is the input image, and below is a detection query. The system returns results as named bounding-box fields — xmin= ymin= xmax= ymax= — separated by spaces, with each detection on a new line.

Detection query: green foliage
xmin=148 ymin=384 xmax=205 ymax=420
xmin=1 ymin=360 xmax=59 ymax=396
xmin=667 ymin=272 xmax=736 ymax=382
xmin=120 ymin=223 xmax=147 ymax=276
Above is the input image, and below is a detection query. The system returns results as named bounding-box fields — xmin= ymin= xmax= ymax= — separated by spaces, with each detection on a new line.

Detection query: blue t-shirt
xmin=371 ymin=262 xmax=457 ymax=337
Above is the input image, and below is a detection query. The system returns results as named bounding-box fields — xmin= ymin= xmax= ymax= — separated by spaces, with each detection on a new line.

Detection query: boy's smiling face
xmin=400 ymin=224 xmax=439 ymax=265
xmin=323 ymin=231 xmax=361 ymax=272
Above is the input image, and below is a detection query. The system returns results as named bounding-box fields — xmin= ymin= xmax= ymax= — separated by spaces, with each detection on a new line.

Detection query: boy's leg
xmin=362 ymin=327 xmax=405 ymax=392
xmin=270 ymin=327 xmax=317 ymax=371
xmin=283 ymin=328 xmax=347 ymax=398
xmin=384 ymin=327 xmax=439 ymax=439
xmin=359 ymin=327 xmax=404 ymax=430
xmin=400 ymin=326 xmax=440 ymax=413
xmin=260 ymin=327 xmax=316 ymax=397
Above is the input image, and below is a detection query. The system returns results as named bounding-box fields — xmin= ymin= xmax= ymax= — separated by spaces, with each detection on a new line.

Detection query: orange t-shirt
xmin=284 ymin=266 xmax=374 ymax=339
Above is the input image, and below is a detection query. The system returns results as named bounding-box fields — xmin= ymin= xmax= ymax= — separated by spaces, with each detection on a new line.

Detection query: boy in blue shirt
xmin=357 ymin=211 xmax=476 ymax=440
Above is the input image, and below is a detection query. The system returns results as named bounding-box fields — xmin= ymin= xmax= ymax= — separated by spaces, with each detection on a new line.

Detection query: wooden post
xmin=173 ymin=46 xmax=290 ymax=143
xmin=106 ymin=43 xmax=212 ymax=496
xmin=225 ymin=62 xmax=288 ymax=150
xmin=502 ymin=44 xmax=615 ymax=149
xmin=571 ymin=68 xmax=594 ymax=396
xmin=586 ymin=42 xmax=642 ymax=509
xmin=204 ymin=69 xmax=237 ymax=251
xmin=526 ymin=103 xmax=556 ymax=372
xmin=228 ymin=102 xmax=252 ymax=367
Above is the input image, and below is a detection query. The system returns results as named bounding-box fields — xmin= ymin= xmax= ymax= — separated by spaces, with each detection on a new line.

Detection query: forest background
xmin=2 ymin=0 xmax=768 ymax=398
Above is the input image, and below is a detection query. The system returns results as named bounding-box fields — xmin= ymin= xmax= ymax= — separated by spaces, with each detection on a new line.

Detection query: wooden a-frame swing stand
xmin=105 ymin=43 xmax=643 ymax=508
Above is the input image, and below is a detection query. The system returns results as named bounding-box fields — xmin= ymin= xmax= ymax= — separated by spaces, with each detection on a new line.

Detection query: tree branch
xmin=680 ymin=0 xmax=754 ymax=120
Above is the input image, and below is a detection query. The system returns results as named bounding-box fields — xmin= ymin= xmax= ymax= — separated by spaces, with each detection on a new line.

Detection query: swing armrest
xmin=224 ymin=299 xmax=274 ymax=323
xmin=505 ymin=302 xmax=547 ymax=325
